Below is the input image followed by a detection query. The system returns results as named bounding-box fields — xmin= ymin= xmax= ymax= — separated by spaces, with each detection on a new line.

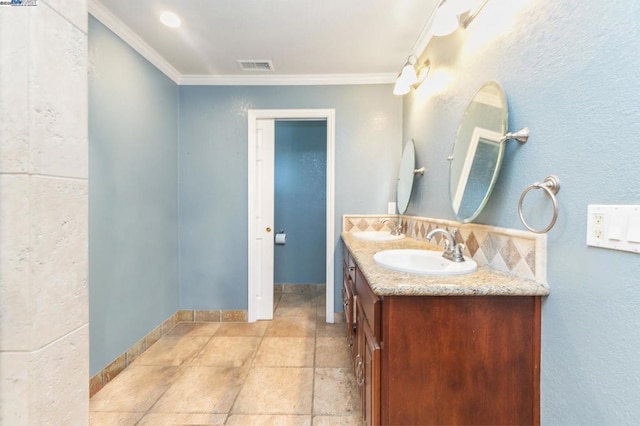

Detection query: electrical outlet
xmin=591 ymin=213 xmax=604 ymax=240
xmin=593 ymin=214 xmax=603 ymax=226
xmin=593 ymin=227 xmax=603 ymax=240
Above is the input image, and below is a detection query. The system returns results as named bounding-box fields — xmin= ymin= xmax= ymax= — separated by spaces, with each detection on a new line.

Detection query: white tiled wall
xmin=0 ymin=1 xmax=88 ymax=424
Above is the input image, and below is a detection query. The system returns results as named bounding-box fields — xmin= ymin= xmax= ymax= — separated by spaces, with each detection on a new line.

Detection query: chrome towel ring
xmin=518 ymin=175 xmax=561 ymax=234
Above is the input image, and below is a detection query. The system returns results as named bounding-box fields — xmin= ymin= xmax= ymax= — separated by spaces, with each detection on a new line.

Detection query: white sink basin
xmin=352 ymin=231 xmax=405 ymax=241
xmin=373 ymin=249 xmax=477 ymax=276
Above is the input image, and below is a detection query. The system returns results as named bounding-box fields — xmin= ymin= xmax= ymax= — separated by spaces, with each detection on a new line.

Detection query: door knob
xmin=266 ymin=227 xmax=271 ymax=233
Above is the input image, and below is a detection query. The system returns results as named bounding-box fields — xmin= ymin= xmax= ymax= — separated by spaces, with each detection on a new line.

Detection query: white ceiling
xmin=90 ymin=0 xmax=441 ymax=84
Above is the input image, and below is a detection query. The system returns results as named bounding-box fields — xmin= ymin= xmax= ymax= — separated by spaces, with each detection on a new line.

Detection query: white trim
xmin=408 ymin=4 xmax=439 ymax=59
xmin=248 ymin=109 xmax=336 ymax=323
xmin=88 ymin=0 xmax=181 ymax=83
xmin=180 ymin=73 xmax=396 ymax=86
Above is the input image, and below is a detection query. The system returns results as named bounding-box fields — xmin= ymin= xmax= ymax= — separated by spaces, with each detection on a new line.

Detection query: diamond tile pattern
xmin=343 ymin=215 xmax=543 ymax=281
xmin=465 ymin=232 xmax=480 ymax=257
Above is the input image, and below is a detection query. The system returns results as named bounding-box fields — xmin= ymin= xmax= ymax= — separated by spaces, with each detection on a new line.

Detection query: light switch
xmin=607 ymin=213 xmax=624 ymax=240
xmin=627 ymin=216 xmax=640 ymax=243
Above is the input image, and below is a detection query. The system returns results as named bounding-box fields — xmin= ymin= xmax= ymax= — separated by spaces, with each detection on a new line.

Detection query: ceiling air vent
xmin=237 ymin=60 xmax=274 ymax=72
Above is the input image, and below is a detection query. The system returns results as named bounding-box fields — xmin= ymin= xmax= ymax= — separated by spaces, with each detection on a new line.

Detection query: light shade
xmin=432 ymin=1 xmax=461 ymax=36
xmin=393 ymin=58 xmax=419 ymax=96
xmin=393 ymin=78 xmax=411 ymax=96
xmin=446 ymin=0 xmax=474 ymax=14
xmin=398 ymin=63 xmax=418 ymax=86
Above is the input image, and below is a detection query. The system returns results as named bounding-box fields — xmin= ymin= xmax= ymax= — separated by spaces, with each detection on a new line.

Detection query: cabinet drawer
xmin=343 ymin=246 xmax=356 ymax=282
xmin=342 ymin=272 xmax=356 ymax=329
xmin=355 ymin=268 xmax=381 ymax=337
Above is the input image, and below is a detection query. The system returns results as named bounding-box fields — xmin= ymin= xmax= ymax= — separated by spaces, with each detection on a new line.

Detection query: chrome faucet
xmin=382 ymin=218 xmax=403 ymax=235
xmin=426 ymin=228 xmax=466 ymax=262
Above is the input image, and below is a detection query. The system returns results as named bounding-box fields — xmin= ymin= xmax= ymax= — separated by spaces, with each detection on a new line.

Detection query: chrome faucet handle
xmin=451 ymin=243 xmax=466 ymax=262
xmin=382 ymin=218 xmax=403 ymax=235
xmin=426 ymin=228 xmax=466 ymax=263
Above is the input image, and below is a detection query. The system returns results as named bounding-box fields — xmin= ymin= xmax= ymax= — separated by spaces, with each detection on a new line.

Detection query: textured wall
xmin=274 ymin=121 xmax=327 ymax=285
xmin=0 ymin=1 xmax=89 ymax=423
xmin=402 ymin=0 xmax=640 ymax=423
xmin=88 ymin=17 xmax=179 ymax=375
xmin=179 ymin=85 xmax=402 ymax=312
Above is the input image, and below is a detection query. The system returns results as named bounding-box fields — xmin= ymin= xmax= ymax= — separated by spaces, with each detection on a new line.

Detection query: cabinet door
xmin=342 ymin=268 xmax=356 ymax=363
xmin=355 ymin=298 xmax=366 ymax=401
xmin=363 ymin=318 xmax=381 ymax=426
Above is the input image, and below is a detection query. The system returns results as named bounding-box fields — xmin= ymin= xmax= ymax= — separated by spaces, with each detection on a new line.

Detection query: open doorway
xmin=274 ymin=120 xmax=327 ymax=295
xmin=247 ymin=109 xmax=336 ymax=323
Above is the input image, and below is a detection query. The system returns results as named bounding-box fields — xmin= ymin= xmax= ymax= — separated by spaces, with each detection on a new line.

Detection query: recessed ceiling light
xmin=160 ymin=11 xmax=181 ymax=28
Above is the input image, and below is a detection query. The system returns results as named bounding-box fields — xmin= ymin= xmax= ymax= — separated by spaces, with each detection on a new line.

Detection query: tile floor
xmin=90 ymin=291 xmax=362 ymax=425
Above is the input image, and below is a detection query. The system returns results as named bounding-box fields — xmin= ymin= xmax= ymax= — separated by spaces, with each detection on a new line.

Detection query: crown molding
xmin=408 ymin=4 xmax=438 ymax=58
xmin=88 ymin=0 xmax=181 ymax=84
xmin=179 ymin=73 xmax=396 ymax=86
xmin=89 ymin=0 xmax=396 ymax=87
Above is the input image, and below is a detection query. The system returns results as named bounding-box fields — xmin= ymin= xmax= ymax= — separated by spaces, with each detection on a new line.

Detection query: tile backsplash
xmin=343 ymin=215 xmax=547 ymax=283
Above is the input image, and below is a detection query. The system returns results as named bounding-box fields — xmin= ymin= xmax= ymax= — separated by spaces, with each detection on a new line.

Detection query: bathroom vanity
xmin=341 ymin=233 xmax=549 ymax=426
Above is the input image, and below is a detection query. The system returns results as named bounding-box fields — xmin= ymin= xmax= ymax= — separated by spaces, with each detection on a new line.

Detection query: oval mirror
xmin=397 ymin=139 xmax=417 ymax=214
xmin=449 ymin=81 xmax=507 ymax=222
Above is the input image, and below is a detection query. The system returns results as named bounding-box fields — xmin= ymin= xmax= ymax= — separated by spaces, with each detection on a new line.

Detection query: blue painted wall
xmin=274 ymin=121 xmax=327 ymax=285
xmin=402 ymin=0 xmax=640 ymax=423
xmin=88 ymin=17 xmax=179 ymax=375
xmin=178 ymin=85 xmax=402 ymax=311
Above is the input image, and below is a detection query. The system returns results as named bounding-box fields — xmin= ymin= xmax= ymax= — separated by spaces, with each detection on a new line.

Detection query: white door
xmin=248 ymin=109 xmax=336 ymax=324
xmin=253 ymin=118 xmax=275 ymax=320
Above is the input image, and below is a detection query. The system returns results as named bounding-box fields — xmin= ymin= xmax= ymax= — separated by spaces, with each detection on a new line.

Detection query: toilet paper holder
xmin=275 ymin=229 xmax=286 ymax=245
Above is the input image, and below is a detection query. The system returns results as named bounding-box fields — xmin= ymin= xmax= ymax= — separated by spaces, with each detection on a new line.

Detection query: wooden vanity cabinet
xmin=355 ymin=268 xmax=381 ymax=426
xmin=342 ymin=244 xmax=541 ymax=426
xmin=341 ymin=248 xmax=356 ymax=362
xmin=380 ymin=295 xmax=540 ymax=425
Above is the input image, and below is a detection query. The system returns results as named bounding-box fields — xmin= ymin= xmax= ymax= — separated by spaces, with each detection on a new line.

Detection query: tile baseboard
xmin=89 ymin=309 xmax=247 ymax=397
xmin=275 ymin=283 xmax=326 ymax=294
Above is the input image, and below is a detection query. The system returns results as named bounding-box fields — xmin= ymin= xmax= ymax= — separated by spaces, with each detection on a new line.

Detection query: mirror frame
xmin=397 ymin=139 xmax=417 ymax=214
xmin=449 ymin=81 xmax=507 ymax=223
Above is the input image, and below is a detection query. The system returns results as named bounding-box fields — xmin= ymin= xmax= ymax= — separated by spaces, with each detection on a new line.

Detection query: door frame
xmin=247 ymin=109 xmax=336 ymax=323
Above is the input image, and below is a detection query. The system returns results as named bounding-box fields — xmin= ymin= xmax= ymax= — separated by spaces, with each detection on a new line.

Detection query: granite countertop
xmin=342 ymin=233 xmax=550 ymax=297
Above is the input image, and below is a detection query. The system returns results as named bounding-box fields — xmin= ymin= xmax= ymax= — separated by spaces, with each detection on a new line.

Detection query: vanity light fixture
xmin=432 ymin=0 xmax=489 ymax=36
xmin=160 ymin=11 xmax=181 ymax=28
xmin=393 ymin=55 xmax=418 ymax=96
xmin=393 ymin=56 xmax=431 ymax=96
xmin=415 ymin=60 xmax=431 ymax=87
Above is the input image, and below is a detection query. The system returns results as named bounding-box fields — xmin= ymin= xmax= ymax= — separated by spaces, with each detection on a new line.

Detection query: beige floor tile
xmin=312 ymin=415 xmax=363 ymax=425
xmin=277 ymin=294 xmax=316 ymax=308
xmin=232 ymin=367 xmax=313 ymax=415
xmin=90 ymin=365 xmax=183 ymax=412
xmin=265 ymin=317 xmax=316 ymax=338
xmin=312 ymin=294 xmax=326 ymax=307
xmin=316 ymin=321 xmax=347 ymax=338
xmin=313 ymin=368 xmax=360 ymax=416
xmin=216 ymin=320 xmax=269 ymax=337
xmin=274 ymin=303 xmax=317 ymax=319
xmin=226 ymin=414 xmax=311 ymax=425
xmin=315 ymin=338 xmax=351 ymax=368
xmin=167 ymin=321 xmax=222 ymax=337
xmin=192 ymin=336 xmax=261 ymax=367
xmin=151 ymin=366 xmax=244 ymax=414
xmin=254 ymin=337 xmax=315 ymax=367
xmin=137 ymin=412 xmax=227 ymax=425
xmin=132 ymin=335 xmax=210 ymax=367
xmin=89 ymin=411 xmax=145 ymax=425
